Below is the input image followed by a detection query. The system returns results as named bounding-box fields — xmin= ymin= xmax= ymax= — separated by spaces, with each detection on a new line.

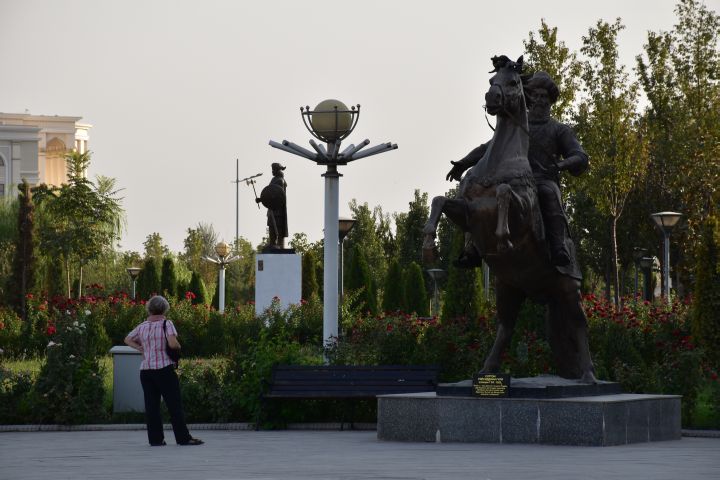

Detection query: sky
xmin=0 ymin=0 xmax=694 ymax=253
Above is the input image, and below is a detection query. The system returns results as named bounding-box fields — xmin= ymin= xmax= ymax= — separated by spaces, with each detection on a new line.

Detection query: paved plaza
xmin=1 ymin=429 xmax=718 ymax=480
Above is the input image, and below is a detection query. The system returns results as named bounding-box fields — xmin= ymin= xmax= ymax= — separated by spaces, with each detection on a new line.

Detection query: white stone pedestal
xmin=255 ymin=252 xmax=302 ymax=316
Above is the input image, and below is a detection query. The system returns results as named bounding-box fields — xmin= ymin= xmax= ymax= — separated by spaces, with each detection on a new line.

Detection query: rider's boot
xmin=546 ymin=215 xmax=571 ymax=267
xmin=454 ymin=235 xmax=484 ymax=269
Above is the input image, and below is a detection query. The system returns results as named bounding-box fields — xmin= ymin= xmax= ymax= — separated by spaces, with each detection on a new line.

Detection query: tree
xmin=188 ymin=271 xmax=209 ymax=305
xmin=225 ymin=237 xmax=256 ymax=305
xmin=160 ymin=257 xmax=177 ymax=298
xmin=691 ymin=215 xmax=720 ymax=369
xmin=523 ymin=19 xmax=583 ymax=122
xmin=382 ymin=258 xmax=405 ymax=312
xmin=394 ymin=190 xmax=429 ymax=269
xmin=301 ymin=250 xmax=319 ymax=300
xmin=143 ymin=233 xmax=169 ymax=261
xmin=137 ymin=257 xmax=161 ymax=300
xmin=403 ymin=262 xmax=429 ymax=316
xmin=441 ymin=228 xmax=480 ymax=321
xmin=180 ymin=223 xmax=218 ymax=289
xmin=34 ymin=151 xmax=124 ymax=298
xmin=574 ymin=19 xmax=649 ymax=306
xmin=6 ymin=180 xmax=35 ymax=318
xmin=636 ymin=0 xmax=720 ymax=286
xmin=345 ymin=244 xmax=377 ymax=315
xmin=344 ymin=200 xmax=390 ymax=295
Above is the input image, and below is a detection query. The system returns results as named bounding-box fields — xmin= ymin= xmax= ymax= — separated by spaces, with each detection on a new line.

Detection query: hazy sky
xmin=0 ymin=0 xmax=692 ymax=253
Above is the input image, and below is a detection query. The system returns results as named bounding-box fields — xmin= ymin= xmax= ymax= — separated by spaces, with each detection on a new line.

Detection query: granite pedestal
xmin=378 ymin=383 xmax=681 ymax=446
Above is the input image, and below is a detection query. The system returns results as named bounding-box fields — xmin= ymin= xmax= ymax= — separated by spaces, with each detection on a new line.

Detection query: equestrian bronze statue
xmin=422 ymin=55 xmax=596 ymax=382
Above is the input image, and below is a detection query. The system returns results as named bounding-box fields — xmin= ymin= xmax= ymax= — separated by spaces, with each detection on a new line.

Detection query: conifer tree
xmin=441 ymin=228 xmax=479 ymax=321
xmin=7 ymin=179 xmax=35 ymax=318
xmin=188 ymin=271 xmax=209 ymax=305
xmin=403 ymin=262 xmax=429 ymax=316
xmin=301 ymin=251 xmax=319 ymax=300
xmin=137 ymin=257 xmax=161 ymax=300
xmin=382 ymin=258 xmax=405 ymax=312
xmin=160 ymin=257 xmax=177 ymax=298
xmin=345 ymin=244 xmax=377 ymax=314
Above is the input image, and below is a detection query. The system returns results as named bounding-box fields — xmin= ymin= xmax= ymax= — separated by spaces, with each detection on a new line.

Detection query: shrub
xmin=33 ymin=312 xmax=106 ymax=424
xmin=0 ymin=308 xmax=23 ymax=357
xmin=0 ymin=366 xmax=34 ymax=424
xmin=403 ymin=262 xmax=429 ymax=316
xmin=692 ymin=215 xmax=720 ymax=370
xmin=161 ymin=257 xmax=177 ymax=298
xmin=382 ymin=259 xmax=404 ymax=312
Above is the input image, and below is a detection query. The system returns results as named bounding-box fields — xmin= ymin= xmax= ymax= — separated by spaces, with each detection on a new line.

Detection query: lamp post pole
xmin=126 ymin=267 xmax=141 ymax=300
xmin=650 ymin=212 xmax=682 ymax=299
xmin=204 ymin=241 xmax=240 ymax=313
xmin=269 ymin=100 xmax=397 ymax=349
xmin=426 ymin=268 xmax=444 ymax=317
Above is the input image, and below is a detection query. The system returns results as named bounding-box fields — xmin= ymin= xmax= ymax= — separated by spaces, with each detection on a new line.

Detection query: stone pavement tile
xmin=0 ymin=430 xmax=718 ymax=480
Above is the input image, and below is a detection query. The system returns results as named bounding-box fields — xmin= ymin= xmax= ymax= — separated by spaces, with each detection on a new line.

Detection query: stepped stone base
xmin=377 ymin=392 xmax=681 ymax=446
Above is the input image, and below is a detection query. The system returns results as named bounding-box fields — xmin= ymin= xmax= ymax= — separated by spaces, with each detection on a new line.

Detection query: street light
xmin=269 ymin=100 xmax=397 ymax=348
xmin=632 ymin=247 xmax=648 ymax=299
xmin=204 ymin=241 xmax=240 ymax=312
xmin=650 ymin=211 xmax=683 ymax=298
xmin=426 ymin=268 xmax=445 ymax=317
xmin=126 ymin=267 xmax=141 ymax=300
xmin=638 ymin=256 xmax=654 ymax=302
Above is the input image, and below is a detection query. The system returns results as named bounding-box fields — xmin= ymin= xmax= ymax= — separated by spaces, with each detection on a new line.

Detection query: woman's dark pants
xmin=140 ymin=365 xmax=191 ymax=445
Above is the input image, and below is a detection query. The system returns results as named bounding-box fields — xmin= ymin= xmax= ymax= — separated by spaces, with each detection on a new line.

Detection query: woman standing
xmin=124 ymin=295 xmax=203 ymax=446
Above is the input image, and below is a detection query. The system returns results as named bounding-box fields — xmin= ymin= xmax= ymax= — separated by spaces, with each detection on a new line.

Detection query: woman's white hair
xmin=146 ymin=295 xmax=170 ymax=315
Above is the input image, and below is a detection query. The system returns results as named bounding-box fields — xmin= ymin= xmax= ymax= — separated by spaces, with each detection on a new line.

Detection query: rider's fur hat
xmin=526 ymin=71 xmax=560 ymax=104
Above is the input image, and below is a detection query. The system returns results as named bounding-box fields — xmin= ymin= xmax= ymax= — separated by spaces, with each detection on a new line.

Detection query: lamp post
xmin=632 ymin=247 xmax=648 ymax=299
xmin=426 ymin=268 xmax=445 ymax=317
xmin=270 ymin=100 xmax=397 ymax=348
xmin=639 ymin=256 xmax=654 ymax=302
xmin=338 ymin=217 xmax=357 ymax=302
xmin=650 ymin=211 xmax=682 ymax=298
xmin=126 ymin=267 xmax=141 ymax=300
xmin=204 ymin=241 xmax=240 ymax=312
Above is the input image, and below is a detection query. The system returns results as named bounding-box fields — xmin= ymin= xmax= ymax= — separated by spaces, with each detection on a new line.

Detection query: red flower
xmin=0 ymin=321 xmax=5 ymax=330
xmin=386 ymin=323 xmax=393 ymax=332
xmin=185 ymin=291 xmax=196 ymax=300
xmin=46 ymin=325 xmax=57 ymax=335
xmin=26 ymin=293 xmax=33 ymax=299
xmin=711 ymin=373 xmax=718 ymax=381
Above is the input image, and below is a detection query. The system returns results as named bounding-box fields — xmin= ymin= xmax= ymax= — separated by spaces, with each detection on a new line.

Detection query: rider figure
xmin=446 ymin=71 xmax=588 ymax=267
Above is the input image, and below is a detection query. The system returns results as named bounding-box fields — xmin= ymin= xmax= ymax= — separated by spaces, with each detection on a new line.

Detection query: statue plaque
xmin=472 ymin=373 xmax=510 ymax=398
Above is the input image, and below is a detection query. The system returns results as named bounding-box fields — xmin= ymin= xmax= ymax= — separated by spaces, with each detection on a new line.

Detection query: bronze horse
xmin=422 ymin=55 xmax=596 ymax=383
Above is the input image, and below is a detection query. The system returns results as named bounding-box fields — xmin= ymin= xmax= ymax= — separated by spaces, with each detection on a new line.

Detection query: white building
xmin=0 ymin=113 xmax=91 ymax=196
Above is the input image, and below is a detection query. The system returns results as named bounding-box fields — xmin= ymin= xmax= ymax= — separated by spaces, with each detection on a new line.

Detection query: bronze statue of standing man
xmin=257 ymin=162 xmax=288 ymax=250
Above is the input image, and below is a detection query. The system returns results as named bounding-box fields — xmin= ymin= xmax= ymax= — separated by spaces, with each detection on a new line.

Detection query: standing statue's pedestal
xmin=377 ymin=376 xmax=681 ymax=446
xmin=255 ymin=251 xmax=302 ymax=315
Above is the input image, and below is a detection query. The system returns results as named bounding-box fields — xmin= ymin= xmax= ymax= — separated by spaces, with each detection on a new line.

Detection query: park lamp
xmin=126 ymin=267 xmax=141 ymax=300
xmin=650 ymin=211 xmax=683 ymax=234
xmin=638 ymin=257 xmax=654 ymax=271
xmin=338 ymin=217 xmax=357 ymax=242
xmin=204 ymin=241 xmax=240 ymax=313
xmin=650 ymin=211 xmax=682 ymax=298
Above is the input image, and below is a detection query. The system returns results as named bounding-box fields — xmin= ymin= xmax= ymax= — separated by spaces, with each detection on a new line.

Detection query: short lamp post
xmin=126 ymin=267 xmax=141 ymax=300
xmin=270 ymin=100 xmax=397 ymax=347
xmin=638 ymin=256 xmax=654 ymax=302
xmin=204 ymin=241 xmax=240 ymax=312
xmin=632 ymin=247 xmax=648 ymax=299
xmin=338 ymin=217 xmax=357 ymax=302
xmin=426 ymin=268 xmax=445 ymax=317
xmin=650 ymin=211 xmax=682 ymax=298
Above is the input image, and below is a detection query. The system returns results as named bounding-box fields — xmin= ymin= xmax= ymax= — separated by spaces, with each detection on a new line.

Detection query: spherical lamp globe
xmin=309 ymin=99 xmax=352 ymax=143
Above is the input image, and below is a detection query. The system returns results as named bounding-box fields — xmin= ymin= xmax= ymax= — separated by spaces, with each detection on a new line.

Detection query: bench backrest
xmin=269 ymin=365 xmax=439 ymax=397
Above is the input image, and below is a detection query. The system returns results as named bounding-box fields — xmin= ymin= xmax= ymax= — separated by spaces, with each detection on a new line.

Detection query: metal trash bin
xmin=109 ymin=346 xmax=144 ymax=413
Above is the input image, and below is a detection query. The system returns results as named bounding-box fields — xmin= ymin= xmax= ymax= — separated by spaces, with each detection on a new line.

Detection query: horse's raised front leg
xmin=480 ymin=283 xmax=525 ymax=373
xmin=495 ymin=183 xmax=518 ymax=253
xmin=422 ymin=195 xmax=468 ymax=263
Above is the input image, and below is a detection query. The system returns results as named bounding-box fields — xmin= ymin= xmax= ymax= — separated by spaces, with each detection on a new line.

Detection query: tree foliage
xmin=137 ymin=257 xmax=161 ymax=300
xmin=382 ymin=258 xmax=405 ymax=312
xmin=574 ymin=18 xmax=649 ymax=305
xmin=403 ymin=262 xmax=429 ymax=316
xmin=691 ymin=215 xmax=720 ymax=369
xmin=523 ymin=19 xmax=583 ymax=122
xmin=6 ymin=180 xmax=35 ymax=318
xmin=345 ymin=243 xmax=377 ymax=315
xmin=160 ymin=257 xmax=177 ymax=298
xmin=301 ymin=250 xmax=319 ymax=301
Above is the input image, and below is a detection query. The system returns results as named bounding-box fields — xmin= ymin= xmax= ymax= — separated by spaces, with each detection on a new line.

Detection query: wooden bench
xmin=257 ymin=365 xmax=439 ymax=429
